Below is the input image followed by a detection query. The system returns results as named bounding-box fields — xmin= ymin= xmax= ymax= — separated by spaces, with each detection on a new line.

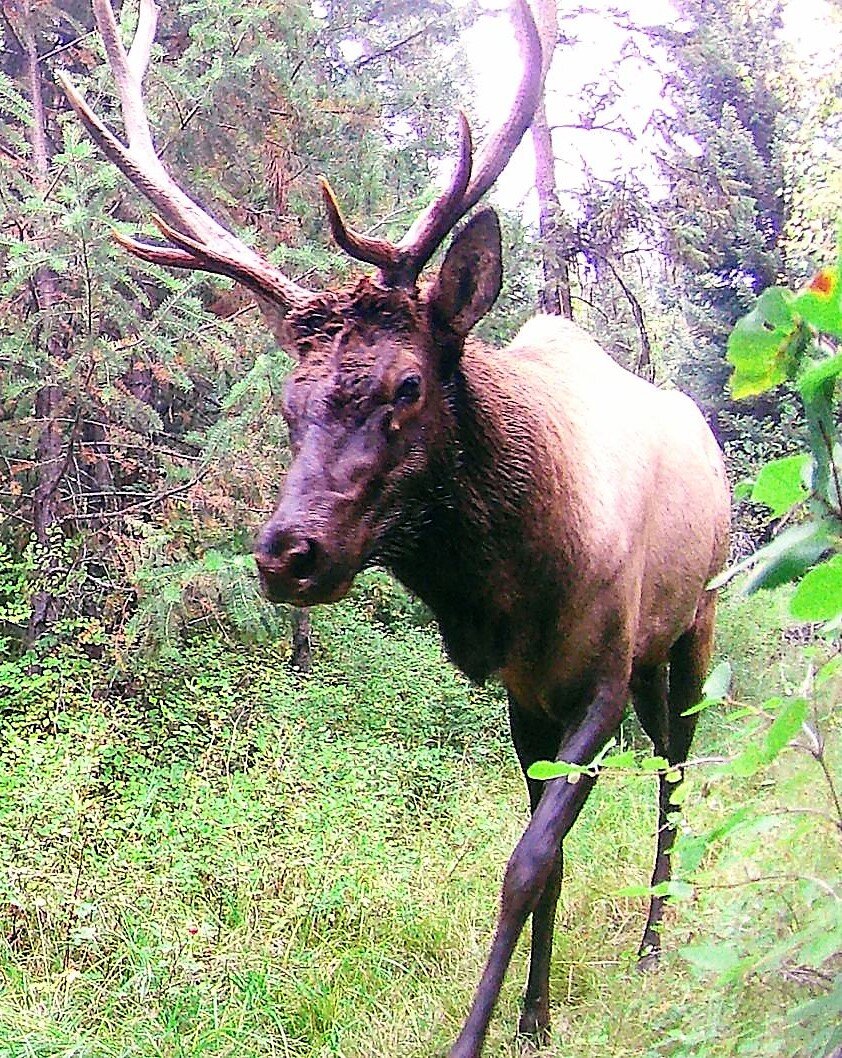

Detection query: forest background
xmin=0 ymin=0 xmax=840 ymax=1056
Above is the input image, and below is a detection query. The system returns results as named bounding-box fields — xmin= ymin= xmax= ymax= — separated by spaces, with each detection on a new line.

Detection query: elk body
xmin=62 ymin=4 xmax=730 ymax=1056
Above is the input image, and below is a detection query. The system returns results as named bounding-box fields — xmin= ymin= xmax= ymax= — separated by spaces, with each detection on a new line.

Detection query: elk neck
xmin=378 ymin=339 xmax=581 ymax=685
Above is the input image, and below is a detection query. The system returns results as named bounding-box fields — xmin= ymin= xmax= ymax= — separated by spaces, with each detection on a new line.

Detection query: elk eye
xmin=394 ymin=375 xmax=421 ymax=405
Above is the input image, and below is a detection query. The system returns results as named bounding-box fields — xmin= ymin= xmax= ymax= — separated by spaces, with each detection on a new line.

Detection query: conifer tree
xmin=0 ymin=0 xmax=478 ymax=645
xmin=652 ymin=0 xmax=789 ymax=344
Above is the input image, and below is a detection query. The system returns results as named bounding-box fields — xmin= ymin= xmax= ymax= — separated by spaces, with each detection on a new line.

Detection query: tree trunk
xmin=289 ymin=607 xmax=312 ymax=672
xmin=21 ymin=1 xmax=67 ymax=643
xmin=530 ymin=0 xmax=573 ymax=319
xmin=532 ymin=99 xmax=572 ymax=319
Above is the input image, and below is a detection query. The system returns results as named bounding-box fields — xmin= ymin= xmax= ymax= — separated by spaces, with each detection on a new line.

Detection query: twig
xmin=696 ymin=872 xmax=839 ymax=900
xmin=37 ymin=29 xmax=96 ymax=63
xmin=817 ymin=418 xmax=842 ymax=518
xmin=354 ymin=28 xmax=427 ymax=69
xmin=765 ymin=806 xmax=842 ymax=834
xmin=70 ymin=466 xmax=211 ymax=520
xmin=61 ymin=831 xmax=89 ymax=974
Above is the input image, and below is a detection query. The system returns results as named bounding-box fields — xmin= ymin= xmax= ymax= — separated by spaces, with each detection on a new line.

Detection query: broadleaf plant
xmin=722 ymin=252 xmax=842 ymax=624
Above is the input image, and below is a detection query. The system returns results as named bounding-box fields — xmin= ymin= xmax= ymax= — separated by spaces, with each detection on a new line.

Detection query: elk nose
xmin=257 ymin=523 xmax=320 ymax=574
xmin=280 ymin=535 xmax=320 ymax=580
xmin=253 ymin=522 xmax=331 ymax=600
xmin=254 ymin=517 xmax=357 ymax=605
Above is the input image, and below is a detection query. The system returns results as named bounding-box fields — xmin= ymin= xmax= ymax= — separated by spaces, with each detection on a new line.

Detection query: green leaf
xmin=681 ymin=696 xmax=718 ymax=717
xmin=600 ymin=749 xmax=637 ymax=770
xmin=663 ymin=879 xmax=694 ymax=900
xmin=527 ymin=759 xmax=589 ymax=781
xmin=202 ymin=549 xmax=225 ymax=572
xmin=729 ymin=744 xmax=765 ymax=777
xmin=791 ymin=263 xmax=842 ymax=337
xmin=764 ymin=697 xmax=808 ymax=761
xmin=589 ymin=737 xmax=618 ymax=768
xmin=616 ymin=879 xmax=693 ymax=899
xmin=797 ymin=920 xmax=842 ymax=968
xmin=750 ymin=455 xmax=810 ymax=517
xmin=790 ymin=555 xmax=842 ymax=622
xmin=161 ymin=581 xmax=182 ymax=605
xmin=706 ymin=806 xmax=752 ymax=843
xmin=817 ymin=654 xmax=842 ymax=686
xmin=702 ymin=660 xmax=732 ymax=701
xmin=740 ymin=521 xmax=832 ymax=594
xmin=798 ymin=352 xmax=842 ymax=401
xmin=676 ymin=833 xmax=709 ymax=874
xmin=728 ymin=701 xmax=807 ymax=775
xmin=616 ymin=883 xmax=654 ymax=898
xmin=640 ymin=755 xmax=670 ymax=773
xmin=727 ymin=287 xmax=799 ymax=397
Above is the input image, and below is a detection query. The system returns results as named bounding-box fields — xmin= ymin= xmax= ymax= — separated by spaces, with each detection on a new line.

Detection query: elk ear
xmin=254 ymin=295 xmax=302 ymax=357
xmin=429 ymin=208 xmax=503 ymax=340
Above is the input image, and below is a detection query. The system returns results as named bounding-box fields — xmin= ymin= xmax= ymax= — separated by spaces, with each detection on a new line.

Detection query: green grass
xmin=0 ymin=577 xmax=838 ymax=1057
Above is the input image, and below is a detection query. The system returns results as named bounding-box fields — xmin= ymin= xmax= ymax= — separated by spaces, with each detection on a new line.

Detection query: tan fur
xmin=456 ymin=316 xmax=730 ymax=714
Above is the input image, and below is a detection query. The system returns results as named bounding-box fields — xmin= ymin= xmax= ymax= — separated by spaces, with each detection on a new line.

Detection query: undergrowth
xmin=0 ymin=574 xmax=838 ymax=1057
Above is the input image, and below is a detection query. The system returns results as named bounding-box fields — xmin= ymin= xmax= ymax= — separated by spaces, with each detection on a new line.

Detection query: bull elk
xmin=60 ymin=2 xmax=731 ymax=1055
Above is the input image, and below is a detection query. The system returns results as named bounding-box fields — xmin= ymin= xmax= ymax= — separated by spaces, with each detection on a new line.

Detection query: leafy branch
xmin=713 ymin=254 xmax=842 ymax=615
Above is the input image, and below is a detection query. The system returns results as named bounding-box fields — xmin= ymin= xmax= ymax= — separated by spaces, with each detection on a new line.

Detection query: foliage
xmin=526 ymin=596 xmax=840 ymax=1058
xmin=0 ymin=575 xmax=512 ymax=1057
xmin=0 ymin=0 xmax=497 ymax=645
xmin=716 ymin=255 xmax=842 ymax=613
xmin=526 ymin=252 xmax=842 ymax=1057
xmin=652 ymin=0 xmax=789 ymax=342
xmin=685 ymin=255 xmax=842 ymax=1057
xmin=637 ymin=0 xmax=808 ymax=555
xmin=1 ymin=1 xmax=841 ymax=1053
xmin=0 ymin=570 xmax=837 ymax=1057
xmin=671 ymin=651 xmax=840 ymax=1058
xmin=780 ymin=7 xmax=842 ymax=275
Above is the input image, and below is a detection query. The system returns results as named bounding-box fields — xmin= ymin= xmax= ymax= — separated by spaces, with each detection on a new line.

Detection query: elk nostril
xmin=286 ymin=537 xmax=320 ymax=579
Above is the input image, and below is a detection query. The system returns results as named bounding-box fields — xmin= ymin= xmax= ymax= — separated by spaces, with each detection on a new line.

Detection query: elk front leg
xmin=507 ymin=697 xmax=566 ymax=1042
xmin=447 ymin=686 xmax=626 ymax=1058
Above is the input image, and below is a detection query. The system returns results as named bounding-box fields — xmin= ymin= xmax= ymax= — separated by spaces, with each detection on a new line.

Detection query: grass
xmin=0 ymin=576 xmax=838 ymax=1058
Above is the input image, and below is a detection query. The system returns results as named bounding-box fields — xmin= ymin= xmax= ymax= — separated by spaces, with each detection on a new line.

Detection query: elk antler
xmin=57 ymin=0 xmax=313 ymax=311
xmin=320 ymin=0 xmax=544 ymax=289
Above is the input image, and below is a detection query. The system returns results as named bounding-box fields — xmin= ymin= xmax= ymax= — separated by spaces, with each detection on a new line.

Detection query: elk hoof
xmin=517 ymin=1008 xmax=550 ymax=1048
xmin=637 ymin=946 xmax=661 ymax=973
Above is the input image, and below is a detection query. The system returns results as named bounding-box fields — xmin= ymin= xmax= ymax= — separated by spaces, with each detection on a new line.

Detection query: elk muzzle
xmin=254 ymin=518 xmax=358 ymax=606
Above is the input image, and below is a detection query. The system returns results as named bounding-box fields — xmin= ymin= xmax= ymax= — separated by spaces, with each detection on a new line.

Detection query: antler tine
xmin=109 ymin=217 xmax=312 ymax=306
xmin=319 ymin=113 xmax=473 ymax=287
xmin=455 ymin=0 xmax=543 ymax=218
xmin=392 ymin=111 xmax=473 ymax=278
xmin=320 ymin=0 xmax=543 ymax=289
xmin=319 ymin=176 xmax=404 ymax=273
xmin=125 ymin=0 xmax=157 ymax=85
xmin=60 ymin=0 xmax=313 ymax=309
xmin=92 ymin=0 xmax=156 ymax=154
xmin=400 ymin=0 xmax=543 ymax=274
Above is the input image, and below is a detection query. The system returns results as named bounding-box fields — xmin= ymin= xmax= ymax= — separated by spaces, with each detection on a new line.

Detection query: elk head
xmin=59 ymin=0 xmax=543 ymax=606
xmin=255 ymin=209 xmax=503 ymax=605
